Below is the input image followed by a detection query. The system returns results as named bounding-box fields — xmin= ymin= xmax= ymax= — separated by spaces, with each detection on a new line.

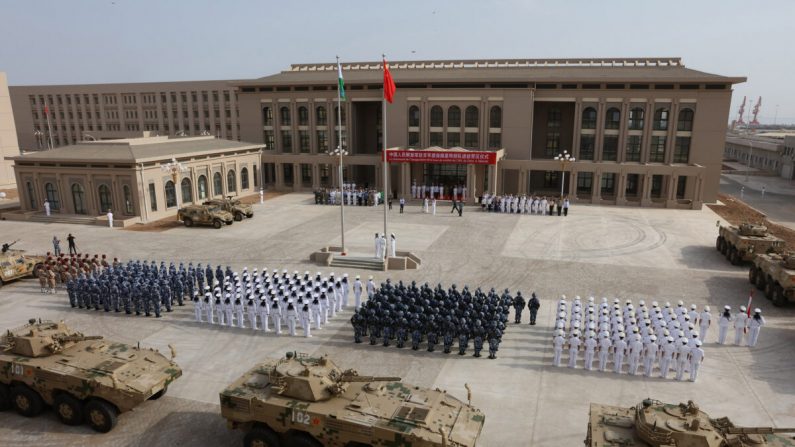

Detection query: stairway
xmin=28 ymin=214 xmax=98 ymax=225
xmin=329 ymin=256 xmax=385 ymax=271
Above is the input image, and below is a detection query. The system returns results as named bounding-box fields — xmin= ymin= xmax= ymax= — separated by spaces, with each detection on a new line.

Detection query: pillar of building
xmin=311 ymin=163 xmax=320 ymax=189
xmin=400 ymin=163 xmax=410 ymax=198
xmin=590 ymin=171 xmax=601 ymax=204
xmin=491 ymin=164 xmax=499 ymax=195
xmin=274 ymin=162 xmax=284 ymax=189
xmin=665 ymin=174 xmax=678 ymax=207
xmin=640 ymin=173 xmax=653 ymax=207
xmin=567 ymin=169 xmax=576 ymax=199
xmin=616 ymin=172 xmax=627 ymax=205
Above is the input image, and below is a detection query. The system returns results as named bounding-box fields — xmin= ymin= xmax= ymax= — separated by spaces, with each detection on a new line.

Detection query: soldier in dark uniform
xmin=472 ymin=320 xmax=484 ymax=358
xmin=528 ymin=292 xmax=541 ymax=325
xmin=487 ymin=322 xmax=502 ymax=359
xmin=457 ymin=318 xmax=470 ymax=355
xmin=513 ymin=291 xmax=526 ymax=324
xmin=410 ymin=318 xmax=422 ymax=351
xmin=443 ymin=316 xmax=455 ymax=354
xmin=395 ymin=318 xmax=407 ymax=348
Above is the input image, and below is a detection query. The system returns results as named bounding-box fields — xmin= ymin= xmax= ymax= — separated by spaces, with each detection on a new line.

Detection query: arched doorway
xmin=71 ymin=183 xmax=86 ymax=214
xmin=98 ymin=184 xmax=112 ymax=213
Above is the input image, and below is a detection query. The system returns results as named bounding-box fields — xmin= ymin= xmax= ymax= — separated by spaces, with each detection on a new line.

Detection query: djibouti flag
xmin=337 ymin=59 xmax=346 ymax=100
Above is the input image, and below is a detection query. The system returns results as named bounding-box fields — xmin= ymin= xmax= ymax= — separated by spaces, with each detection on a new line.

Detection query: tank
xmin=716 ymin=223 xmax=784 ymax=265
xmin=203 ymin=197 xmax=254 ymax=221
xmin=220 ymin=352 xmax=485 ymax=447
xmin=0 ymin=319 xmax=182 ymax=432
xmin=585 ymin=399 xmax=795 ymax=447
xmin=0 ymin=243 xmax=46 ymax=286
xmin=750 ymin=252 xmax=795 ymax=306
xmin=177 ymin=204 xmax=234 ymax=229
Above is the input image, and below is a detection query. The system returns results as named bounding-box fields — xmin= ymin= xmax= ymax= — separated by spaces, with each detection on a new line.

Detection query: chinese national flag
xmin=382 ymin=58 xmax=396 ymax=104
xmin=44 ymin=105 xmax=49 ymax=116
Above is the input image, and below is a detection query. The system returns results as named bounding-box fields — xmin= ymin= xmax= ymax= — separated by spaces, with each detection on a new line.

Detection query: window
xmin=430 ymin=106 xmax=443 ymax=127
xmin=653 ymin=108 xmax=669 ymax=130
xmin=581 ymin=107 xmax=597 ymax=129
xmin=165 ymin=181 xmax=177 ymax=208
xmin=465 ymin=106 xmax=479 ymax=127
xmin=447 ymin=132 xmax=460 ymax=147
xmin=26 ymin=181 xmax=36 ymax=209
xmin=628 ymin=107 xmax=645 ymax=130
xmin=408 ymin=132 xmax=420 ymax=147
xmin=71 ymin=183 xmax=85 ymax=214
xmin=241 ymin=167 xmax=249 ymax=190
xmin=677 ymin=176 xmax=687 ymax=199
xmin=262 ymin=107 xmax=273 ymax=126
xmin=213 ymin=172 xmax=223 ymax=196
xmin=543 ymin=171 xmax=560 ymax=188
xmin=335 ymin=106 xmax=346 ymax=126
xmin=605 ymin=107 xmax=620 ymax=129
xmin=600 ymin=173 xmax=616 ymax=195
xmin=280 ymin=106 xmax=291 ymax=125
xmin=651 ymin=175 xmax=663 ymax=198
xmin=148 ymin=183 xmax=157 ymax=211
xmin=602 ymin=136 xmax=618 ymax=161
xmin=626 ymin=174 xmax=640 ymax=196
xmin=181 ymin=178 xmax=193 ymax=203
xmin=489 ymin=106 xmax=502 ymax=128
xmin=253 ymin=165 xmax=258 ymax=188
xmin=649 ymin=136 xmax=667 ymax=162
xmin=281 ymin=130 xmax=293 ymax=151
xmin=298 ymin=106 xmax=309 ymax=126
xmin=299 ymin=130 xmax=310 ymax=153
xmin=316 ymin=130 xmax=328 ymax=151
xmin=625 ymin=135 xmax=642 ymax=162
xmin=677 ymin=108 xmax=694 ymax=131
xmin=316 ymin=106 xmax=327 ymax=125
xmin=301 ymin=164 xmax=312 ymax=187
xmin=264 ymin=130 xmax=275 ymax=149
xmin=579 ymin=135 xmax=595 ymax=160
xmin=545 ymin=107 xmax=561 ymax=158
xmin=464 ymin=132 xmax=479 ymax=148
xmin=448 ymin=106 xmax=461 ymax=127
xmin=123 ymin=185 xmax=133 ymax=214
xmin=488 ymin=133 xmax=501 ymax=148
xmin=674 ymin=137 xmax=691 ymax=163
xmin=227 ymin=170 xmax=237 ymax=193
xmin=98 ymin=184 xmax=112 ymax=213
xmin=198 ymin=175 xmax=208 ymax=200
xmin=44 ymin=182 xmax=59 ymax=210
xmin=430 ymin=132 xmax=443 ymax=146
xmin=577 ymin=172 xmax=593 ymax=194
xmin=283 ymin=164 xmax=294 ymax=186
xmin=408 ymin=106 xmax=420 ymax=127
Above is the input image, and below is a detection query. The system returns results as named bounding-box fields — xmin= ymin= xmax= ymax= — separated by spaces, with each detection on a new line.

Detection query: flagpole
xmin=336 ymin=55 xmax=346 ymax=255
xmin=382 ymin=55 xmax=389 ymax=252
xmin=45 ymin=106 xmax=54 ymax=150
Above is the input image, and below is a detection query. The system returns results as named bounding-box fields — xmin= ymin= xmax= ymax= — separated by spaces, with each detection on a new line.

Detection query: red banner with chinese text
xmin=384 ymin=150 xmax=497 ymax=165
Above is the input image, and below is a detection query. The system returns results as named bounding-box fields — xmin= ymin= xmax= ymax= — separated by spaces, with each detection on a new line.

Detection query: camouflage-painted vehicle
xmin=177 ymin=204 xmax=234 ymax=229
xmin=220 ymin=352 xmax=485 ymax=447
xmin=716 ymin=223 xmax=784 ymax=265
xmin=585 ymin=399 xmax=795 ymax=446
xmin=0 ymin=242 xmax=45 ymax=286
xmin=750 ymin=252 xmax=795 ymax=307
xmin=0 ymin=319 xmax=182 ymax=432
xmin=204 ymin=197 xmax=254 ymax=222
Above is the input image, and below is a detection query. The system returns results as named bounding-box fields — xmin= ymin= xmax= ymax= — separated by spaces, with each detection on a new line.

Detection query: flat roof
xmin=7 ymin=136 xmax=263 ymax=164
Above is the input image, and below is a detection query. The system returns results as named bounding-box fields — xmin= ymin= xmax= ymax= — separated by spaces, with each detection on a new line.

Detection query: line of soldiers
xmin=38 ymin=253 xmax=119 ymax=294
xmin=410 ymin=183 xmax=467 ymax=201
xmin=480 ymin=193 xmax=570 ymax=216
xmin=314 ymin=185 xmax=381 ymax=207
xmin=551 ymin=296 xmax=706 ymax=381
xmin=716 ymin=305 xmax=766 ymax=347
xmin=349 ymin=281 xmax=514 ymax=359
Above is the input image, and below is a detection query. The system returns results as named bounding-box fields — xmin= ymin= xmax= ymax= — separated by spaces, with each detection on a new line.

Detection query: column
xmin=400 ymin=163 xmax=410 ymax=198
xmin=518 ymin=169 xmax=528 ymax=196
xmin=666 ymin=174 xmax=678 ymax=207
xmin=616 ymin=172 xmax=627 ymax=205
xmin=567 ymin=170 xmax=577 ymax=199
xmin=640 ymin=173 xmax=652 ymax=207
xmin=466 ymin=164 xmax=477 ymax=204
xmin=490 ymin=164 xmax=499 ymax=195
xmin=590 ymin=171 xmax=601 ymax=204
xmin=293 ymin=163 xmax=301 ymax=191
xmin=571 ymin=101 xmax=582 ymax=157
xmin=665 ymin=102 xmax=680 ymax=164
xmin=311 ymin=164 xmax=320 ymax=189
xmin=274 ymin=162 xmax=284 ymax=190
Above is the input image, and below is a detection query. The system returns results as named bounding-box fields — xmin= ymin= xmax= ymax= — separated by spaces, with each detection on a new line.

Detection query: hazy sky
xmin=2 ymin=0 xmax=793 ymax=123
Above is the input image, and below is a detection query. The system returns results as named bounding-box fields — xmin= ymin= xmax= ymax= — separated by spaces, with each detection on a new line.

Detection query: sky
xmin=1 ymin=0 xmax=793 ymax=124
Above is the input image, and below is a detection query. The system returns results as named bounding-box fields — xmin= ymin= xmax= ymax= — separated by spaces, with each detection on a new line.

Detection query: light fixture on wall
xmin=161 ymin=157 xmax=188 ymax=183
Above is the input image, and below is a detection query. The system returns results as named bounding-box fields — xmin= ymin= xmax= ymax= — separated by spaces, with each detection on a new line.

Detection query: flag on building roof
xmin=383 ymin=58 xmax=396 ymax=104
xmin=44 ymin=105 xmax=49 ymax=115
xmin=337 ymin=59 xmax=346 ymax=100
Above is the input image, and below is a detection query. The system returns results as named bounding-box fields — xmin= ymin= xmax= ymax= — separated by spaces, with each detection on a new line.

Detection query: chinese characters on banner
xmin=385 ymin=150 xmax=497 ymax=165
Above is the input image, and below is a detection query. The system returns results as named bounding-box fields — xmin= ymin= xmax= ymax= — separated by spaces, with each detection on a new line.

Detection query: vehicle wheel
xmin=184 ymin=218 xmax=194 ymax=228
xmin=85 ymin=400 xmax=118 ymax=433
xmin=246 ymin=213 xmax=254 ymax=218
xmin=764 ymin=279 xmax=774 ymax=299
xmin=244 ymin=426 xmax=281 ymax=447
xmin=31 ymin=263 xmax=45 ymax=279
xmin=756 ymin=271 xmax=766 ymax=291
xmin=749 ymin=267 xmax=757 ymax=285
xmin=53 ymin=393 xmax=84 ymax=426
xmin=715 ymin=236 xmax=723 ymax=251
xmin=0 ymin=383 xmax=10 ymax=411
xmin=772 ymin=284 xmax=786 ymax=307
xmin=11 ymin=386 xmax=44 ymax=417
xmin=225 ymin=220 xmax=234 ymax=225
xmin=720 ymin=240 xmax=728 ymax=255
xmin=730 ymin=249 xmax=741 ymax=265
xmin=283 ymin=432 xmax=322 ymax=447
xmin=213 ymin=220 xmax=222 ymax=229
xmin=234 ymin=212 xmax=243 ymax=222
xmin=149 ymin=387 xmax=167 ymax=400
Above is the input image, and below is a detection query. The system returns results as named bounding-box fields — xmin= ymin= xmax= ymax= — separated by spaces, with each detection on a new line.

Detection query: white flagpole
xmin=382 ymin=55 xmax=389 ymax=251
xmin=336 ymin=55 xmax=346 ymax=254
xmin=45 ymin=107 xmax=54 ymax=150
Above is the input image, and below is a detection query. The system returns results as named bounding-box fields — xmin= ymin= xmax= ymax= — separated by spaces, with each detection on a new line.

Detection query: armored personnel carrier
xmin=0 ymin=319 xmax=182 ymax=432
xmin=204 ymin=197 xmax=254 ymax=221
xmin=716 ymin=223 xmax=784 ymax=265
xmin=585 ymin=399 xmax=795 ymax=446
xmin=220 ymin=352 xmax=485 ymax=447
xmin=0 ymin=241 xmax=45 ymax=286
xmin=750 ymin=252 xmax=795 ymax=306
xmin=177 ymin=203 xmax=234 ymax=229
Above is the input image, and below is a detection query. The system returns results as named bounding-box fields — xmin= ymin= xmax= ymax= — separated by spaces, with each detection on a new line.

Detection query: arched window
xmin=45 ymin=182 xmax=60 ymax=210
xmin=181 ymin=178 xmax=193 ymax=203
xmin=122 ymin=185 xmax=133 ymax=214
xmin=678 ymin=108 xmax=694 ymax=131
xmin=26 ymin=181 xmax=36 ymax=209
xmin=298 ymin=106 xmax=309 ymax=126
xmin=198 ymin=175 xmax=208 ymax=200
xmin=628 ymin=107 xmax=645 ymax=130
xmin=262 ymin=106 xmax=273 ymax=126
xmin=241 ymin=167 xmax=249 ymax=190
xmin=489 ymin=106 xmax=502 ymax=128
xmin=430 ymin=106 xmax=443 ymax=127
xmin=165 ymin=181 xmax=177 ymax=208
xmin=448 ymin=106 xmax=461 ymax=127
xmin=279 ymin=106 xmax=291 ymax=125
xmin=581 ymin=107 xmax=597 ymax=129
xmin=98 ymin=184 xmax=112 ymax=213
xmin=408 ymin=106 xmax=420 ymax=127
xmin=465 ymin=106 xmax=479 ymax=127
xmin=213 ymin=172 xmax=223 ymax=196
xmin=71 ymin=183 xmax=86 ymax=214
xmin=227 ymin=170 xmax=237 ymax=193
xmin=605 ymin=107 xmax=621 ymax=129
xmin=653 ymin=108 xmax=669 ymax=131
xmin=335 ymin=106 xmax=346 ymax=126
xmin=316 ymin=106 xmax=327 ymax=125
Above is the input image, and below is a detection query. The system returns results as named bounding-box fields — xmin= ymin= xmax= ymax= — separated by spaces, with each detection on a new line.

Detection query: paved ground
xmin=1 ymin=193 xmax=793 ymax=447
xmin=720 ymin=173 xmax=795 ymax=230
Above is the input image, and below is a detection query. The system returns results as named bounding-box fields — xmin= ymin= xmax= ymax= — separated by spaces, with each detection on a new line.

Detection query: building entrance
xmin=422 ymin=163 xmax=467 ymax=199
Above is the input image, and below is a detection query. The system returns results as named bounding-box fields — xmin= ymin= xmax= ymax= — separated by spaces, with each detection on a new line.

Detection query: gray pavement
xmin=720 ymin=173 xmax=795 ymax=229
xmin=0 ymin=193 xmax=793 ymax=446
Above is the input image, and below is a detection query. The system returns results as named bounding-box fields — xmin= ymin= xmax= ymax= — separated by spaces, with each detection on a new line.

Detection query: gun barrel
xmin=57 ymin=335 xmax=104 ymax=342
xmin=341 ymin=375 xmax=401 ymax=382
xmin=726 ymin=427 xmax=795 ymax=434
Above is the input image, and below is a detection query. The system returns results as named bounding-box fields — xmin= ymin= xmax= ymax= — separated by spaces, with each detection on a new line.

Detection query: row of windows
xmin=410 ymin=105 xmax=501 ymax=128
xmin=263 ymin=105 xmax=343 ymax=127
xmin=159 ymin=169 xmax=253 ymax=209
xmin=578 ymin=135 xmax=691 ymax=163
xmin=581 ymin=106 xmax=694 ymax=131
xmin=27 ymin=182 xmax=134 ymax=215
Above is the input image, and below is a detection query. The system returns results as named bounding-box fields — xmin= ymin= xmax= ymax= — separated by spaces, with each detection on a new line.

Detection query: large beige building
xmin=236 ymin=58 xmax=744 ymax=208
xmin=0 ymin=72 xmax=21 ymax=187
xmin=9 ymin=80 xmax=241 ymax=151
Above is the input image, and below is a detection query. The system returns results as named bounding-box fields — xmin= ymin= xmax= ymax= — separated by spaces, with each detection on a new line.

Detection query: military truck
xmin=716 ymin=223 xmax=784 ymax=265
xmin=0 ymin=319 xmax=182 ymax=432
xmin=749 ymin=252 xmax=795 ymax=306
xmin=177 ymin=204 xmax=234 ymax=229
xmin=0 ymin=242 xmax=45 ymax=286
xmin=220 ymin=352 xmax=485 ymax=447
xmin=585 ymin=398 xmax=795 ymax=447
xmin=204 ymin=197 xmax=254 ymax=221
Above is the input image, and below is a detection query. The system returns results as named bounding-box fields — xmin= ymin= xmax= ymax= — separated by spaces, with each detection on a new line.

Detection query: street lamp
xmin=161 ymin=156 xmax=188 ymax=184
xmin=33 ymin=129 xmax=44 ymax=150
xmin=553 ymin=151 xmax=575 ymax=199
xmin=327 ymin=146 xmax=349 ymax=255
xmin=82 ymin=134 xmax=97 ymax=141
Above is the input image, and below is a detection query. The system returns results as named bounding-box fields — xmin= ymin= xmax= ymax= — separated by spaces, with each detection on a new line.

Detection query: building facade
xmin=9 ymin=80 xmax=241 ymax=152
xmin=723 ymin=132 xmax=795 ymax=179
xmin=236 ymin=58 xmax=744 ymax=208
xmin=6 ymin=136 xmax=262 ymax=223
xmin=0 ymin=72 xmax=21 ymax=187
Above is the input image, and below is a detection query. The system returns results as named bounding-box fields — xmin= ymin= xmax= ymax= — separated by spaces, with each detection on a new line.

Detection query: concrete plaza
xmin=0 ymin=193 xmax=793 ymax=446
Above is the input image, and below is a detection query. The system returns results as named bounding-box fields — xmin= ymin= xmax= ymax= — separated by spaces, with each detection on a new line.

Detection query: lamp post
xmin=553 ymin=151 xmax=575 ymax=199
xmin=33 ymin=130 xmax=44 ymax=150
xmin=327 ymin=146 xmax=348 ymax=255
xmin=161 ymin=157 xmax=189 ymax=206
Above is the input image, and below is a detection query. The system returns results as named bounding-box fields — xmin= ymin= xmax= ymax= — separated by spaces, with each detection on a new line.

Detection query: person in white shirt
xmin=675 ymin=339 xmax=691 ymax=381
xmin=44 ymin=200 xmax=51 ymax=216
xmin=353 ymin=275 xmax=363 ymax=310
xmin=390 ymin=233 xmax=397 ymax=257
xmin=423 ymin=197 xmax=429 ymax=213
xmin=659 ymin=336 xmax=677 ymax=379
xmin=689 ymin=340 xmax=705 ymax=382
xmin=366 ymin=276 xmax=376 ymax=299
xmin=568 ymin=331 xmax=581 ymax=368
xmin=698 ymin=306 xmax=712 ymax=341
xmin=733 ymin=306 xmax=749 ymax=345
xmin=432 ymin=198 xmax=437 ymax=215
xmin=106 ymin=210 xmax=114 ymax=228
xmin=747 ymin=308 xmax=766 ymax=347
xmin=583 ymin=332 xmax=598 ymax=371
xmin=598 ymin=331 xmax=612 ymax=372
xmin=552 ymin=330 xmax=565 ymax=367
xmin=718 ymin=305 xmax=733 ymax=344
xmin=612 ymin=333 xmax=627 ymax=374
xmin=643 ymin=334 xmax=659 ymax=377
xmin=627 ymin=334 xmax=644 ymax=375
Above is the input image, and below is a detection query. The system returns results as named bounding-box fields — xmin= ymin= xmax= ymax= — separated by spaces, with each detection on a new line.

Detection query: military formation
xmin=314 ymin=184 xmax=382 ymax=207
xmin=552 ymin=296 xmax=707 ymax=381
xmin=349 ymin=281 xmax=527 ymax=359
xmin=716 ymin=305 xmax=766 ymax=347
xmin=480 ymin=193 xmax=570 ymax=216
xmin=36 ymin=252 xmax=119 ymax=294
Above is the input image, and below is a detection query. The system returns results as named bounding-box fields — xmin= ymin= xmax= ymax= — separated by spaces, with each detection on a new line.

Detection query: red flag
xmin=44 ymin=105 xmax=49 ymax=116
xmin=746 ymin=290 xmax=753 ymax=317
xmin=382 ymin=58 xmax=396 ymax=104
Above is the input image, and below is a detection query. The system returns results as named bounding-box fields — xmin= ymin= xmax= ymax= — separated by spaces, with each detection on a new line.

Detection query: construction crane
xmin=750 ymin=96 xmax=762 ymax=126
xmin=735 ymin=96 xmax=747 ymax=126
